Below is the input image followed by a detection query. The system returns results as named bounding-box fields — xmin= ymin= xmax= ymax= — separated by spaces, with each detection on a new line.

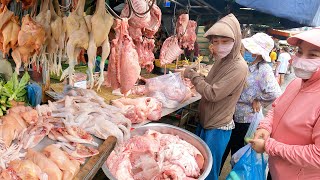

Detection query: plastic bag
xmin=230 ymin=144 xmax=251 ymax=167
xmin=244 ymin=110 xmax=264 ymax=140
xmin=27 ymin=83 xmax=42 ymax=107
xmin=227 ymin=145 xmax=268 ymax=180
xmin=145 ymin=72 xmax=187 ymax=108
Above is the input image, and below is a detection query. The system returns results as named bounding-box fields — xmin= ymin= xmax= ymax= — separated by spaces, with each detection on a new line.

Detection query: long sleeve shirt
xmin=258 ymin=70 xmax=320 ymax=180
xmin=234 ymin=63 xmax=281 ymax=123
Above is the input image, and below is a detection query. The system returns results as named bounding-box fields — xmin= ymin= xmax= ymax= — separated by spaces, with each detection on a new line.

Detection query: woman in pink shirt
xmin=250 ymin=28 xmax=320 ymax=180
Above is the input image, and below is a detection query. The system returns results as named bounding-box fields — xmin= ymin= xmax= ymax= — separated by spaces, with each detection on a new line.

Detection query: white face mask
xmin=292 ymin=56 xmax=320 ymax=79
xmin=211 ymin=42 xmax=235 ymax=59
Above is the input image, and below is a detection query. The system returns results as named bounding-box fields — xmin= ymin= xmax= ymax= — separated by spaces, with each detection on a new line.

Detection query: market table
xmin=44 ymin=75 xmax=202 ymax=179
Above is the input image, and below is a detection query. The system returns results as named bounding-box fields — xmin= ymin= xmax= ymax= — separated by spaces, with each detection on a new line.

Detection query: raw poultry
xmin=106 ymin=130 xmax=204 ymax=180
xmin=11 ymin=14 xmax=46 ymax=74
xmin=61 ymin=0 xmax=89 ymax=85
xmin=48 ymin=0 xmax=65 ymax=76
xmin=43 ymin=145 xmax=80 ymax=180
xmin=0 ymin=159 xmax=48 ymax=180
xmin=111 ymin=97 xmax=162 ymax=124
xmin=87 ymin=0 xmax=113 ymax=90
xmin=38 ymin=88 xmax=131 ymax=144
xmin=25 ymin=149 xmax=63 ymax=180
xmin=159 ymin=36 xmax=184 ymax=66
xmin=0 ymin=6 xmax=19 ymax=58
xmin=107 ymin=18 xmax=141 ymax=96
xmin=16 ymin=0 xmax=37 ymax=10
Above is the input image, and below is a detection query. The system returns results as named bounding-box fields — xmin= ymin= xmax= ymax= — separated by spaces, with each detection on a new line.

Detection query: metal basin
xmin=102 ymin=123 xmax=212 ymax=180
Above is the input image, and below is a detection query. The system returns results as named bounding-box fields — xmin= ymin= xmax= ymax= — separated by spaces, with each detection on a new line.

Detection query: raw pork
xmin=179 ymin=20 xmax=197 ymax=50
xmin=111 ymin=97 xmax=162 ymax=124
xmin=135 ymin=38 xmax=155 ymax=72
xmin=107 ymin=19 xmax=141 ymax=95
xmin=176 ymin=14 xmax=189 ymax=37
xmin=106 ymin=130 xmax=204 ymax=180
xmin=159 ymin=36 xmax=183 ymax=66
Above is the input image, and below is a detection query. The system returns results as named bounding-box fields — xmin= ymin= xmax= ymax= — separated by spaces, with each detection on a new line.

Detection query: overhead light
xmin=240 ymin=7 xmax=255 ymax=10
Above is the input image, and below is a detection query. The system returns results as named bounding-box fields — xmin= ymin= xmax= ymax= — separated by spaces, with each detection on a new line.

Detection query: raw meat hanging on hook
xmin=106 ymin=18 xmax=141 ymax=96
xmin=159 ymin=36 xmax=183 ymax=66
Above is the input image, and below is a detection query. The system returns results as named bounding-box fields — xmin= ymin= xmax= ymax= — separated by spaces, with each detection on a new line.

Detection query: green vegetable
xmin=0 ymin=105 xmax=6 ymax=112
xmin=0 ymin=108 xmax=3 ymax=116
xmin=0 ymin=96 xmax=7 ymax=104
xmin=2 ymin=72 xmax=30 ymax=101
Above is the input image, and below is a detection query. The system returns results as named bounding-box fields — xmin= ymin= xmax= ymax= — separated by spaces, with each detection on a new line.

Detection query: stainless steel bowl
xmin=102 ymin=123 xmax=212 ymax=180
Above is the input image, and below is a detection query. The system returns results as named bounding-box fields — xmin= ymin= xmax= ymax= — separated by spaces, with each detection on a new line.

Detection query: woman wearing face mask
xmin=183 ymin=14 xmax=248 ymax=180
xmin=221 ymin=33 xmax=282 ymax=169
xmin=250 ymin=29 xmax=320 ymax=179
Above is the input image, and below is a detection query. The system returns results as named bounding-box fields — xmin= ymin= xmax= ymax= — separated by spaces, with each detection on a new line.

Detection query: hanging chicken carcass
xmin=0 ymin=6 xmax=20 ymax=58
xmin=16 ymin=0 xmax=36 ymax=10
xmin=87 ymin=0 xmax=114 ymax=90
xmin=11 ymin=15 xmax=45 ymax=74
xmin=49 ymin=0 xmax=65 ymax=75
xmin=107 ymin=19 xmax=141 ymax=96
xmin=61 ymin=0 xmax=89 ymax=85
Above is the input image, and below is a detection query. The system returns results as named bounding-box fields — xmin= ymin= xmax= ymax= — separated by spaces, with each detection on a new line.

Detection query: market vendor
xmin=182 ymin=14 xmax=248 ymax=180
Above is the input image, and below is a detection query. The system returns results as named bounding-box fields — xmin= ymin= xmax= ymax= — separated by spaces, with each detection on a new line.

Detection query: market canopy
xmin=236 ymin=0 xmax=320 ymax=27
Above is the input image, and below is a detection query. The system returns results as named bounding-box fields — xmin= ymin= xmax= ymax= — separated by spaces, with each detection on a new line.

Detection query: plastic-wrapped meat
xmin=176 ymin=14 xmax=189 ymax=37
xmin=159 ymin=36 xmax=183 ymax=66
xmin=145 ymin=73 xmax=188 ymax=108
xmin=180 ymin=20 xmax=197 ymax=50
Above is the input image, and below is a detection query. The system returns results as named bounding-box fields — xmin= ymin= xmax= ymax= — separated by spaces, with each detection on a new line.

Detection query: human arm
xmin=184 ymin=66 xmax=246 ymax=102
xmin=257 ymin=65 xmax=282 ymax=106
xmin=264 ymin=117 xmax=320 ymax=168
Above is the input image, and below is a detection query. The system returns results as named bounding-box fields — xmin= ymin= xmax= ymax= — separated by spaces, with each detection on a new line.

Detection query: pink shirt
xmin=259 ymin=70 xmax=320 ymax=180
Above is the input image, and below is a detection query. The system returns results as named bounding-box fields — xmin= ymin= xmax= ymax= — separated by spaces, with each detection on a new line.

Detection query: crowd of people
xmin=182 ymin=13 xmax=320 ymax=179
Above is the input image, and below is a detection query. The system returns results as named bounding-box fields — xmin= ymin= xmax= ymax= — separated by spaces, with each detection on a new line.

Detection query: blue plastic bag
xmin=27 ymin=83 xmax=42 ymax=107
xmin=226 ymin=145 xmax=268 ymax=180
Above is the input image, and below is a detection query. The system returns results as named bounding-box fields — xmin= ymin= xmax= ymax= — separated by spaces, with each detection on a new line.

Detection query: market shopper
xmin=250 ymin=28 xmax=320 ymax=179
xmin=183 ymin=14 xmax=248 ymax=180
xmin=276 ymin=47 xmax=291 ymax=85
xmin=221 ymin=33 xmax=281 ymax=169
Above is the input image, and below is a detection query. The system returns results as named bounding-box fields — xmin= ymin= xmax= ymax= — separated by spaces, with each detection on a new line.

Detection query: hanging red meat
xmin=144 ymin=4 xmax=162 ymax=38
xmin=159 ymin=36 xmax=183 ymax=66
xmin=135 ymin=38 xmax=155 ymax=72
xmin=107 ymin=19 xmax=141 ymax=96
xmin=179 ymin=20 xmax=197 ymax=50
xmin=176 ymin=14 xmax=189 ymax=37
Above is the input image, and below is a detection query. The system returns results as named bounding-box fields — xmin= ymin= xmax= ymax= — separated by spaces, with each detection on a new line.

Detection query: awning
xmin=236 ymin=0 xmax=320 ymax=27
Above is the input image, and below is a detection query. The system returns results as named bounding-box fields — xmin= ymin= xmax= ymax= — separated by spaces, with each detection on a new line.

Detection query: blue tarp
xmin=236 ymin=0 xmax=320 ymax=26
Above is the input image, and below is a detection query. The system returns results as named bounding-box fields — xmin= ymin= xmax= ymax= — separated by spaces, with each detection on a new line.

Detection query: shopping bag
xmin=230 ymin=144 xmax=251 ymax=167
xmin=226 ymin=145 xmax=268 ymax=180
xmin=244 ymin=110 xmax=264 ymax=141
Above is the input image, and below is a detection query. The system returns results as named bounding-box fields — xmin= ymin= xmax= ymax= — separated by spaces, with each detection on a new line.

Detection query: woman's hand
xmin=253 ymin=129 xmax=270 ymax=140
xmin=249 ymin=138 xmax=266 ymax=153
xmin=252 ymin=99 xmax=261 ymax=112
